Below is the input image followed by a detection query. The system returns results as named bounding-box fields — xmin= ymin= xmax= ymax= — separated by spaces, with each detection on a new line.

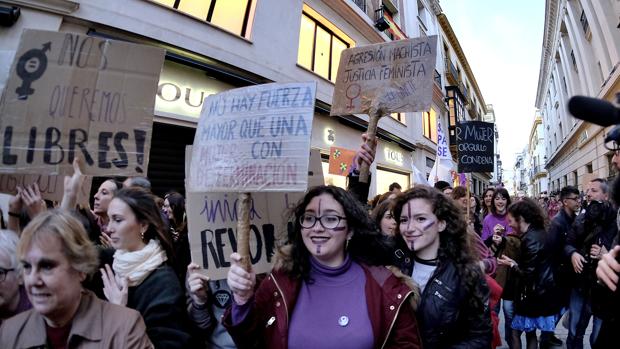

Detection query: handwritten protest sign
xmin=186 ymin=146 xmax=324 ymax=280
xmin=456 ymin=121 xmax=495 ymax=173
xmin=188 ymin=82 xmax=316 ymax=192
xmin=0 ymin=30 xmax=165 ymax=176
xmin=328 ymin=146 xmax=356 ymax=176
xmin=331 ymin=36 xmax=438 ymax=115
xmin=0 ymin=173 xmax=92 ymax=205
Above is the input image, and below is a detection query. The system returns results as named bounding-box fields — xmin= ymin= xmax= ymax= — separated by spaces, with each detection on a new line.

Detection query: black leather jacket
xmin=514 ymin=226 xmax=562 ymax=317
xmin=393 ymin=241 xmax=492 ymax=348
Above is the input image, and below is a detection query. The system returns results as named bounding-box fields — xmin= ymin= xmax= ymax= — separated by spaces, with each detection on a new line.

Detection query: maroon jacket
xmin=223 ymin=264 xmax=422 ymax=349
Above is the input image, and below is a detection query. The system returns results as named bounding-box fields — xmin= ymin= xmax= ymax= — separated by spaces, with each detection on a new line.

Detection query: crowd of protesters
xmin=1 ymin=138 xmax=620 ymax=349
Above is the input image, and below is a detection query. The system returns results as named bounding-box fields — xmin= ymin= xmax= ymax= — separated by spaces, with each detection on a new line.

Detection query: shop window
xmin=391 ymin=112 xmax=405 ymax=124
xmin=151 ymin=0 xmax=256 ymax=38
xmin=423 ymin=108 xmax=438 ymax=142
xmin=298 ymin=5 xmax=353 ymax=82
xmin=321 ymin=160 xmax=347 ymax=189
xmin=376 ymin=167 xmax=410 ymax=195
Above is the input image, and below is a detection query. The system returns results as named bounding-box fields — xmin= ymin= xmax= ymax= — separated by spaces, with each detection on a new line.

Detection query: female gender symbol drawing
xmin=345 ymin=83 xmax=361 ymax=110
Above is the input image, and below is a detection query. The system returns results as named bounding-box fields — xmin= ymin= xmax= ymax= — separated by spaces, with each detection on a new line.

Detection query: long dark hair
xmin=481 ymin=187 xmax=495 ymax=217
xmin=165 ymin=191 xmax=187 ymax=234
xmin=392 ymin=185 xmax=486 ymax=309
xmin=370 ymin=199 xmax=394 ymax=235
xmin=507 ymin=197 xmax=548 ymax=231
xmin=113 ymin=188 xmax=175 ymax=263
xmin=490 ymin=188 xmax=511 ymax=216
xmin=276 ymin=185 xmax=393 ymax=280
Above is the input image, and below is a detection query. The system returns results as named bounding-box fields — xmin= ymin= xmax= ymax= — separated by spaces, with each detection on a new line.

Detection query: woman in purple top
xmin=482 ymin=188 xmax=513 ymax=246
xmin=223 ymin=185 xmax=422 ymax=349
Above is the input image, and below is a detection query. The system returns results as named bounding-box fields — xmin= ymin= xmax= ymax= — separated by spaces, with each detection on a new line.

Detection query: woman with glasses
xmin=223 ymin=185 xmax=422 ymax=349
xmin=392 ymin=186 xmax=492 ymax=348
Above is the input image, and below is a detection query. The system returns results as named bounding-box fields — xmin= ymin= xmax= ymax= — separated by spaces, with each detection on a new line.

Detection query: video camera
xmin=568 ymin=94 xmax=620 ymax=150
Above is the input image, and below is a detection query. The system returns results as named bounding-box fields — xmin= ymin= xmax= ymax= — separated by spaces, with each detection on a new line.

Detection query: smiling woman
xmin=0 ymin=210 xmax=153 ymax=348
xmin=223 ymin=185 xmax=423 ymax=349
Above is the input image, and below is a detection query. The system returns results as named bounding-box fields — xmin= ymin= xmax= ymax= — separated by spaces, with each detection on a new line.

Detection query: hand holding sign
xmin=227 ymin=252 xmax=256 ymax=305
xmin=331 ymin=36 xmax=438 ymax=183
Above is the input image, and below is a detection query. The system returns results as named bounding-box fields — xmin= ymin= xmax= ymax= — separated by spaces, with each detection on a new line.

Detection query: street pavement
xmin=497 ymin=310 xmax=593 ymax=349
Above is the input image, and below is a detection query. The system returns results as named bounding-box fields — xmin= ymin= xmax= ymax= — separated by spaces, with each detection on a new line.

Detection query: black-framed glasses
xmin=0 ymin=267 xmax=15 ymax=282
xmin=565 ymin=197 xmax=580 ymax=202
xmin=299 ymin=214 xmax=347 ymax=229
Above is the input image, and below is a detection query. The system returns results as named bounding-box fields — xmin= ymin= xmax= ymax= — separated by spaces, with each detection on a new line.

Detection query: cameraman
xmin=594 ymin=167 xmax=620 ymax=348
xmin=564 ymin=178 xmax=616 ymax=348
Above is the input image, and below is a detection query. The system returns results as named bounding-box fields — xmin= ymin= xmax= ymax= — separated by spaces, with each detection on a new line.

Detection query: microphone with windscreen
xmin=568 ymin=95 xmax=620 ymax=127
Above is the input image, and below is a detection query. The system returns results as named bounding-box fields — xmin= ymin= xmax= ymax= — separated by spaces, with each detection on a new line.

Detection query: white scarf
xmin=113 ymin=239 xmax=168 ymax=287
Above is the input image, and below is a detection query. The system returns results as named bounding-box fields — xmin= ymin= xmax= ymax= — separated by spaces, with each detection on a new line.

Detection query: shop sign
xmin=154 ymin=60 xmax=234 ymax=120
xmin=385 ymin=147 xmax=404 ymax=165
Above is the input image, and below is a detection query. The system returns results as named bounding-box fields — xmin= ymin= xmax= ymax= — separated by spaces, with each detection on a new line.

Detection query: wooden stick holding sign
xmin=187 ymin=82 xmax=317 ymax=275
xmin=359 ymin=107 xmax=384 ymax=183
xmin=236 ymin=192 xmax=252 ymax=271
xmin=331 ymin=36 xmax=438 ymax=184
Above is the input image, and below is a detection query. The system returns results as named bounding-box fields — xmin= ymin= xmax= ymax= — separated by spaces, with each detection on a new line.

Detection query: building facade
xmin=528 ymin=115 xmax=549 ymax=197
xmin=0 ymin=0 xmax=496 ymax=203
xmin=536 ymin=0 xmax=620 ymax=193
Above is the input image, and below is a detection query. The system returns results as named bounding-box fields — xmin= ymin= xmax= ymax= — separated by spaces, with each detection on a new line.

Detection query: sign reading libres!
xmin=0 ymin=29 xmax=165 ymax=176
xmin=456 ymin=121 xmax=495 ymax=173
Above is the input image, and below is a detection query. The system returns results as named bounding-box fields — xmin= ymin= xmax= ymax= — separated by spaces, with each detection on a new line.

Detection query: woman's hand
xmin=101 ymin=264 xmax=128 ymax=306
xmin=227 ymin=253 xmax=256 ymax=305
xmin=20 ymin=184 xmax=46 ymax=219
xmin=353 ymin=133 xmax=377 ymax=169
xmin=493 ymin=224 xmax=505 ymax=235
xmin=596 ymin=246 xmax=620 ymax=291
xmin=61 ymin=157 xmax=84 ymax=210
xmin=100 ymin=232 xmax=114 ymax=248
xmin=187 ymin=263 xmax=210 ymax=306
xmin=498 ymin=254 xmax=516 ymax=268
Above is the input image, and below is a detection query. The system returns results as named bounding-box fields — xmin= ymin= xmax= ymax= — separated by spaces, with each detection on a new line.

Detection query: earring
xmin=140 ymin=229 xmax=146 ymax=242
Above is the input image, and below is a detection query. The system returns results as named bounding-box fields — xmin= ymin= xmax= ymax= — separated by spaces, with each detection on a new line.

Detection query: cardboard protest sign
xmin=0 ymin=30 xmax=165 ymax=176
xmin=188 ymin=82 xmax=316 ymax=193
xmin=456 ymin=121 xmax=495 ymax=173
xmin=328 ymin=146 xmax=356 ymax=176
xmin=331 ymin=36 xmax=438 ymax=115
xmin=0 ymin=173 xmax=92 ymax=205
xmin=186 ymin=147 xmax=324 ymax=280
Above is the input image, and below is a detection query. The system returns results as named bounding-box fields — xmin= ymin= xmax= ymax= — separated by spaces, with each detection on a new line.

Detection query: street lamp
xmin=445 ymin=85 xmax=465 ymax=145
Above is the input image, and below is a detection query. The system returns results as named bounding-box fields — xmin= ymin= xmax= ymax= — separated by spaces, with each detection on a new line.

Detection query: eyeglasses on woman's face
xmin=299 ymin=214 xmax=347 ymax=229
xmin=0 ymin=267 xmax=15 ymax=282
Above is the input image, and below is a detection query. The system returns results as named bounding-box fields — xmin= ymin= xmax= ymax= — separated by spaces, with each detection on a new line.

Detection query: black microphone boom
xmin=568 ymin=95 xmax=620 ymax=127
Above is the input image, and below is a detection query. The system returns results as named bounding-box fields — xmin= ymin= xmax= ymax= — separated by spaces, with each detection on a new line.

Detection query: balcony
xmin=531 ymin=165 xmax=547 ymax=179
xmin=433 ymin=69 xmax=441 ymax=87
xmin=445 ymin=59 xmax=458 ymax=85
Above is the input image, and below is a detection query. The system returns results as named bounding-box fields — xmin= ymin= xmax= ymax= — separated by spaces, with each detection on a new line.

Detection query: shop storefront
xmin=311 ymin=115 xmax=413 ymax=200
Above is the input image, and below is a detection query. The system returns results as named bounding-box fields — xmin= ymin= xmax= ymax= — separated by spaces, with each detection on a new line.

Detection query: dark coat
xmin=392 ymin=235 xmax=493 ymax=348
xmin=491 ymin=233 xmax=521 ymax=300
xmin=564 ymin=201 xmax=617 ymax=293
xmin=548 ymin=208 xmax=576 ymax=305
xmin=222 ymin=264 xmax=422 ymax=349
xmin=513 ymin=227 xmax=562 ymax=317
xmin=128 ymin=265 xmax=193 ymax=349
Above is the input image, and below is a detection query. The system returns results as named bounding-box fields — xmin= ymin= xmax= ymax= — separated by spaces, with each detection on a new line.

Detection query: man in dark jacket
xmin=564 ymin=178 xmax=616 ymax=349
xmin=542 ymin=186 xmax=580 ymax=347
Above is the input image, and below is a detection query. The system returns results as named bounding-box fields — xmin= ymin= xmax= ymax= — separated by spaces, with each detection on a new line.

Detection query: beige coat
xmin=0 ymin=290 xmax=153 ymax=349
